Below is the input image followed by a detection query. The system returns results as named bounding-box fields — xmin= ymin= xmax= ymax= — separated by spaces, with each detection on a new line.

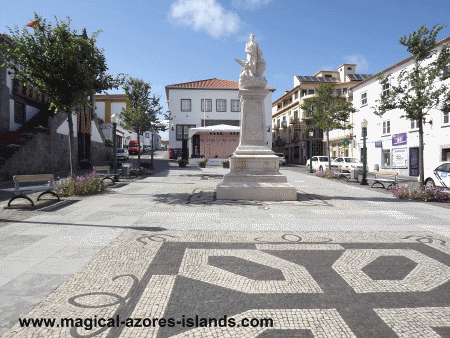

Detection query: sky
xmin=2 ymin=0 xmax=450 ymax=141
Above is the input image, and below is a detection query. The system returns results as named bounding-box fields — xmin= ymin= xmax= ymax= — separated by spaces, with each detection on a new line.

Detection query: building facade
xmin=351 ymin=37 xmax=450 ymax=176
xmin=272 ymin=64 xmax=371 ymax=164
xmin=94 ymin=94 xmax=159 ymax=150
xmin=165 ymin=78 xmax=275 ymax=158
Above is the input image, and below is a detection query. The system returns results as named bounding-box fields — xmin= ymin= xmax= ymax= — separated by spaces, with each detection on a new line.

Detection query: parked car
xmin=310 ymin=156 xmax=334 ymax=171
xmin=115 ymin=148 xmax=129 ymax=160
xmin=422 ymin=162 xmax=450 ymax=189
xmin=274 ymin=153 xmax=286 ymax=165
xmin=333 ymin=157 xmax=365 ymax=172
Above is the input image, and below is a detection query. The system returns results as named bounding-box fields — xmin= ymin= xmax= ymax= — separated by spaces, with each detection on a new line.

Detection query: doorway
xmin=409 ymin=147 xmax=419 ymax=176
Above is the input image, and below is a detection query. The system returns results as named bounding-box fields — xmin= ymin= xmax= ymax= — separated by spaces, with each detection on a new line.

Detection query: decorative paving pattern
xmin=3 ymin=230 xmax=450 ymax=338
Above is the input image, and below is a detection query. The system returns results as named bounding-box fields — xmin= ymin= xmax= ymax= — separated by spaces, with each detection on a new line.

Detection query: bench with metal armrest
xmin=370 ymin=171 xmax=398 ymax=190
xmin=1 ymin=174 xmax=64 ymax=207
xmin=92 ymin=166 xmax=120 ymax=184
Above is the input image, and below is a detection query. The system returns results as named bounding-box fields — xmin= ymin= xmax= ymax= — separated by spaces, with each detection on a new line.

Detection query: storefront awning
xmin=188 ymin=124 xmax=240 ymax=138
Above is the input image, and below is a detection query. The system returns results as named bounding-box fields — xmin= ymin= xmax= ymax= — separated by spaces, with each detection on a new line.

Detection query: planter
xmin=222 ymin=161 xmax=230 ymax=168
xmin=178 ymin=161 xmax=187 ymax=168
xmin=198 ymin=162 xmax=206 ymax=168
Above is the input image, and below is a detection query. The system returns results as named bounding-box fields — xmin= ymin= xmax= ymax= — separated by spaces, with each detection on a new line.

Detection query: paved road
xmin=1 ymin=164 xmax=450 ymax=337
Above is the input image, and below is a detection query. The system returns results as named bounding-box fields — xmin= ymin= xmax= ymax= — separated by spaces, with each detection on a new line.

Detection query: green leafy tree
xmin=300 ymin=83 xmax=355 ymax=170
xmin=120 ymin=77 xmax=168 ymax=168
xmin=0 ymin=13 xmax=124 ymax=176
xmin=373 ymin=24 xmax=450 ymax=187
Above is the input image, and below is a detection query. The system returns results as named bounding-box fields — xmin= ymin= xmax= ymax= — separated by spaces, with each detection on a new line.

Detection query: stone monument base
xmin=216 ymin=155 xmax=297 ymax=201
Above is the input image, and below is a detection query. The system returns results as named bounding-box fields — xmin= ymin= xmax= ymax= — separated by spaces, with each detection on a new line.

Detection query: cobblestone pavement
xmin=1 ymin=164 xmax=450 ymax=337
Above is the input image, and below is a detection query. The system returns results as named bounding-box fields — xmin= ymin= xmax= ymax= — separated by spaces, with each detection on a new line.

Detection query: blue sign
xmin=375 ymin=141 xmax=382 ymax=148
xmin=442 ymin=172 xmax=448 ymax=178
xmin=392 ymin=133 xmax=407 ymax=146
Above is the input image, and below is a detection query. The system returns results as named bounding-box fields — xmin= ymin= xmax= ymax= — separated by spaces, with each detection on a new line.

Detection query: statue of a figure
xmin=235 ymin=34 xmax=267 ymax=89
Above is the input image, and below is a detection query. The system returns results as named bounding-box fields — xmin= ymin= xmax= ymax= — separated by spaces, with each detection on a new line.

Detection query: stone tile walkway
xmin=1 ymin=165 xmax=450 ymax=337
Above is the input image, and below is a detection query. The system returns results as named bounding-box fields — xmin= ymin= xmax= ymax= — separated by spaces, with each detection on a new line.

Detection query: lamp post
xmin=308 ymin=130 xmax=314 ymax=173
xmin=111 ymin=113 xmax=119 ymax=182
xmin=360 ymin=118 xmax=368 ymax=185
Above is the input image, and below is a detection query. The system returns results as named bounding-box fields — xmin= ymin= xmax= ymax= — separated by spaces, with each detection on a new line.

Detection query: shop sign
xmin=392 ymin=148 xmax=408 ymax=167
xmin=392 ymin=133 xmax=407 ymax=146
xmin=375 ymin=141 xmax=382 ymax=148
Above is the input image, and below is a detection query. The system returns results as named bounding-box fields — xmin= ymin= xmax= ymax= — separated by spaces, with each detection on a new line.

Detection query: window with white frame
xmin=216 ymin=99 xmax=226 ymax=112
xmin=382 ymin=149 xmax=391 ymax=167
xmin=444 ymin=111 xmax=449 ymax=124
xmin=361 ymin=92 xmax=367 ymax=106
xmin=294 ymin=91 xmax=299 ymax=99
xmin=410 ymin=119 xmax=419 ymax=129
xmin=176 ymin=124 xmax=196 ymax=141
xmin=382 ymin=82 xmax=390 ymax=97
xmin=444 ymin=62 xmax=449 ymax=75
xmin=383 ymin=120 xmax=390 ymax=134
xmin=201 ymin=99 xmax=212 ymax=112
xmin=409 ymin=72 xmax=417 ymax=87
xmin=301 ymin=90 xmax=307 ymax=97
xmin=145 ymin=132 xmax=150 ymax=138
xmin=181 ymin=99 xmax=191 ymax=112
xmin=308 ymin=89 xmax=314 ymax=95
xmin=231 ymin=99 xmax=240 ymax=112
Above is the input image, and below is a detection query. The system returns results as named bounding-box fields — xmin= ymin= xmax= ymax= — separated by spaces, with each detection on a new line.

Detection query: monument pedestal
xmin=216 ymin=89 xmax=297 ymax=201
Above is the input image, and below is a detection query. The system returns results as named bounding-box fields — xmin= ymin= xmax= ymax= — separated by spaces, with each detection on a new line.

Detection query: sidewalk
xmin=1 ymin=164 xmax=450 ymax=337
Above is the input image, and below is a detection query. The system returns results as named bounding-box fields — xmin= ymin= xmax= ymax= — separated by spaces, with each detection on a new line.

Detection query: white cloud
xmin=231 ymin=0 xmax=272 ymax=10
xmin=169 ymin=0 xmax=241 ymax=38
xmin=343 ymin=55 xmax=369 ymax=72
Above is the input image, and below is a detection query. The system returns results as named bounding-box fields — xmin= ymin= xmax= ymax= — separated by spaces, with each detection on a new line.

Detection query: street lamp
xmin=308 ymin=130 xmax=314 ymax=173
xmin=111 ymin=113 xmax=119 ymax=182
xmin=360 ymin=118 xmax=368 ymax=185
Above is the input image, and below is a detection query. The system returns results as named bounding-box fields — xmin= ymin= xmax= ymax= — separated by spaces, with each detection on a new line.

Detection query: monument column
xmin=216 ymin=34 xmax=297 ymax=201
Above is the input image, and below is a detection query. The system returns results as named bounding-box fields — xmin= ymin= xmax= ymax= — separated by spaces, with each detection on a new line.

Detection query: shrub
xmin=105 ymin=139 xmax=113 ymax=147
xmin=390 ymin=185 xmax=450 ymax=202
xmin=55 ymin=172 xmax=107 ymax=197
xmin=315 ymin=170 xmax=340 ymax=179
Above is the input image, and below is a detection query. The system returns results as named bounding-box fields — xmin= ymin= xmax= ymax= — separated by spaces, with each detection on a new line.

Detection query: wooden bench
xmin=2 ymin=174 xmax=64 ymax=207
xmin=93 ymin=166 xmax=120 ymax=184
xmin=370 ymin=171 xmax=398 ymax=190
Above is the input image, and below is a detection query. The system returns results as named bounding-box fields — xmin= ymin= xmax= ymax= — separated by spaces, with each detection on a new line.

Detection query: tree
xmin=373 ymin=24 xmax=450 ymax=187
xmin=300 ymin=83 xmax=355 ymax=170
xmin=120 ymin=77 xmax=168 ymax=169
xmin=0 ymin=13 xmax=124 ymax=176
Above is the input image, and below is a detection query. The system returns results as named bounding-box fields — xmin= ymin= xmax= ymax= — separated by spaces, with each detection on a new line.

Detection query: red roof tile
xmin=165 ymin=78 xmax=275 ymax=99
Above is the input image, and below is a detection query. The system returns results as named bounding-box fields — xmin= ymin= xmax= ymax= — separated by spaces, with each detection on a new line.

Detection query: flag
xmin=25 ymin=21 xmax=38 ymax=28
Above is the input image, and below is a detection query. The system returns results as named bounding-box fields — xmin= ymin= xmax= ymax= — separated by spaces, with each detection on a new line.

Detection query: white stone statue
xmin=235 ymin=34 xmax=267 ymax=89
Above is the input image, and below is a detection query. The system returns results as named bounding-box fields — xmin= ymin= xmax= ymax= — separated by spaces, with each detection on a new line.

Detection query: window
xmin=181 ymin=99 xmax=191 ymax=112
xmin=383 ymin=120 xmax=390 ymax=134
xmin=343 ymin=88 xmax=348 ymax=94
xmin=382 ymin=83 xmax=390 ymax=97
xmin=145 ymin=133 xmax=150 ymax=138
xmin=335 ymin=88 xmax=341 ymax=96
xmin=216 ymin=99 xmax=226 ymax=112
xmin=325 ymin=74 xmax=332 ymax=78
xmin=444 ymin=111 xmax=449 ymax=124
xmin=231 ymin=99 xmax=240 ymax=112
xmin=175 ymin=124 xmax=196 ymax=141
xmin=14 ymin=101 xmax=25 ymax=124
xmin=442 ymin=148 xmax=450 ymax=161
xmin=201 ymin=99 xmax=212 ymax=112
xmin=294 ymin=91 xmax=299 ymax=99
xmin=308 ymin=89 xmax=314 ymax=95
xmin=301 ymin=90 xmax=307 ymax=97
xmin=382 ymin=150 xmax=391 ymax=167
xmin=347 ymin=67 xmax=352 ymax=70
xmin=294 ymin=110 xmax=298 ymax=120
xmin=409 ymin=72 xmax=417 ymax=87
xmin=411 ymin=119 xmax=419 ymax=129
xmin=444 ymin=63 xmax=450 ymax=75
xmin=361 ymin=92 xmax=367 ymax=106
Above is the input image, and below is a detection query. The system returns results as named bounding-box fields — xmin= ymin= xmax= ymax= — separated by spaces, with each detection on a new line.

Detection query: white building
xmin=165 ymin=78 xmax=275 ymax=159
xmin=95 ymin=94 xmax=159 ymax=149
xmin=351 ymin=36 xmax=450 ymax=176
xmin=272 ymin=65 xmax=371 ymax=164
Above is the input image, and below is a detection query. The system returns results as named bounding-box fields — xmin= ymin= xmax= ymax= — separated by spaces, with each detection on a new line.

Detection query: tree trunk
xmin=327 ymin=130 xmax=331 ymax=171
xmin=137 ymin=131 xmax=141 ymax=168
xmin=66 ymin=108 xmax=76 ymax=177
xmin=418 ymin=117 xmax=425 ymax=188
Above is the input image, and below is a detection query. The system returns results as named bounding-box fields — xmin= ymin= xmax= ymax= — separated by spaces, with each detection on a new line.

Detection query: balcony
xmin=281 ymin=121 xmax=287 ymax=128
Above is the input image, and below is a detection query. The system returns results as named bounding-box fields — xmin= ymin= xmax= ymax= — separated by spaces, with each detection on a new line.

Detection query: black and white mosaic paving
xmin=4 ymin=230 xmax=450 ymax=338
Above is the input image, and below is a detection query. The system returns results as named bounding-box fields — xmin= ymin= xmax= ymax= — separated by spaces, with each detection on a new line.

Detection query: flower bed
xmin=55 ymin=172 xmax=107 ymax=197
xmin=315 ymin=170 xmax=341 ymax=179
xmin=390 ymin=185 xmax=450 ymax=202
